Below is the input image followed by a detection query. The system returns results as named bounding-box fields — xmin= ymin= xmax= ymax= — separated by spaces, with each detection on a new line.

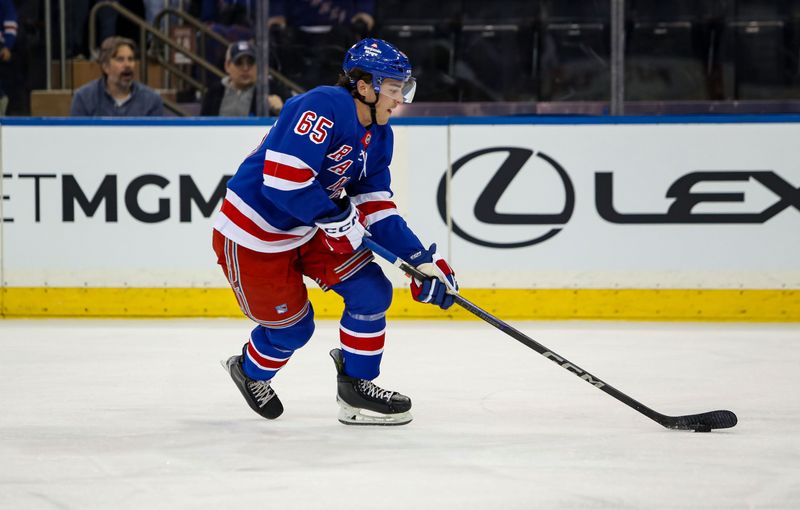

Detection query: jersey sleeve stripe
xmin=357 ymin=200 xmax=397 ymax=215
xmin=263 ymin=159 xmax=315 ymax=183
xmin=264 ymin=149 xmax=316 ymax=175
xmin=353 ymin=198 xmax=398 ymax=226
xmin=263 ymin=149 xmax=316 ymax=190
xmin=350 ymin=191 xmax=393 ymax=205
xmin=363 ymin=208 xmax=398 ymax=226
xmin=356 ymin=200 xmax=399 ymax=226
xmin=263 ymin=172 xmax=315 ymax=191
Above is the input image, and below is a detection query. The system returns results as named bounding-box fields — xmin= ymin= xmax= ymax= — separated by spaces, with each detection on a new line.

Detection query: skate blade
xmin=336 ymin=398 xmax=413 ymax=426
xmin=220 ymin=357 xmax=234 ymax=375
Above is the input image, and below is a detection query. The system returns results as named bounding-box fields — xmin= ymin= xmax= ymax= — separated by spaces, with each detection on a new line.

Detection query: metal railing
xmin=152 ymin=8 xmax=305 ymax=96
xmin=87 ymin=2 xmax=305 ymax=116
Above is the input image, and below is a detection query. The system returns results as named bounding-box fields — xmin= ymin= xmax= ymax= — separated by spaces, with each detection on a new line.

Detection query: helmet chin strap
xmin=356 ymin=94 xmax=378 ymax=130
xmin=353 ymin=92 xmax=378 ymax=128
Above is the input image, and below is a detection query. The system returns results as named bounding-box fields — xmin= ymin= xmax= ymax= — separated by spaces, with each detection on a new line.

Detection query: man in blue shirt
xmin=70 ymin=36 xmax=163 ymax=117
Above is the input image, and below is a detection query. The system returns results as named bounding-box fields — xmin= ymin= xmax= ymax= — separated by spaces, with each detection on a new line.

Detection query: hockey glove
xmin=315 ymin=203 xmax=367 ymax=254
xmin=408 ymin=243 xmax=458 ymax=310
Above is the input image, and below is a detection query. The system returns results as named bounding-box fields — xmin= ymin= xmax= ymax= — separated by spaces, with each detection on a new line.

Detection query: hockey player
xmin=213 ymin=38 xmax=458 ymax=426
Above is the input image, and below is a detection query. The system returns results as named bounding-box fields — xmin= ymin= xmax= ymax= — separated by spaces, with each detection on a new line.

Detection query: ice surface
xmin=1 ymin=319 xmax=799 ymax=509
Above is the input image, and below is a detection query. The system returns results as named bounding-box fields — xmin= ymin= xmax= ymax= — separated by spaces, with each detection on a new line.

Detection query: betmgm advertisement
xmin=1 ymin=119 xmax=798 ymax=320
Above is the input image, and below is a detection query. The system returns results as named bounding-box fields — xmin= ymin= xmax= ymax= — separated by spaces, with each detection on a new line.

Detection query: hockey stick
xmin=363 ymin=238 xmax=738 ymax=432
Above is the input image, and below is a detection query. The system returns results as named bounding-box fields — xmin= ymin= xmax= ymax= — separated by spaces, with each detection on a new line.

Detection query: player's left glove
xmin=408 ymin=243 xmax=458 ymax=310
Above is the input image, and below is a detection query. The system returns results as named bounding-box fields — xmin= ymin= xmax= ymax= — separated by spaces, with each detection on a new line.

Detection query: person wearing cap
xmin=200 ymin=40 xmax=285 ymax=117
xmin=70 ymin=36 xmax=164 ymax=117
xmin=213 ymin=39 xmax=458 ymax=427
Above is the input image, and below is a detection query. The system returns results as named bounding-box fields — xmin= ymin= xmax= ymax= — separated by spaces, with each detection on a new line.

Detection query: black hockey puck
xmin=694 ymin=424 xmax=712 ymax=433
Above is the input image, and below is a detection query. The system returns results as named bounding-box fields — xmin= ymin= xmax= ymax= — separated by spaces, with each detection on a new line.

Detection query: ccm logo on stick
xmin=543 ymin=351 xmax=606 ymax=388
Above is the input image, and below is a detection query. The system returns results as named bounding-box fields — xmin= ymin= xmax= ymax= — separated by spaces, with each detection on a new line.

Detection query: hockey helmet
xmin=343 ymin=38 xmax=416 ymax=103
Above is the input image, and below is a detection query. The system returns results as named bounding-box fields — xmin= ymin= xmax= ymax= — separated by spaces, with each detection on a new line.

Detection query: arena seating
xmin=455 ymin=0 xmax=538 ymax=101
xmin=625 ymin=0 xmax=715 ymax=100
xmin=719 ymin=0 xmax=800 ymax=99
xmin=25 ymin=0 xmax=800 ymax=115
xmin=538 ymin=0 xmax=611 ymax=101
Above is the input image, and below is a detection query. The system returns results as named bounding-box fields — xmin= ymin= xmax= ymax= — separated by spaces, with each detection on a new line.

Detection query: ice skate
xmin=329 ymin=348 xmax=412 ymax=426
xmin=222 ymin=347 xmax=284 ymax=420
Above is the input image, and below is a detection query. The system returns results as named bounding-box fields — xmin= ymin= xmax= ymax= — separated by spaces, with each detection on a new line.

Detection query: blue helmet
xmin=343 ymin=38 xmax=416 ymax=103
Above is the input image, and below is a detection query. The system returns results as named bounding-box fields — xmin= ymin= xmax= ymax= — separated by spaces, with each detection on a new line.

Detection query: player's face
xmin=103 ymin=45 xmax=136 ymax=91
xmin=374 ymin=78 xmax=404 ymax=125
xmin=226 ymin=55 xmax=257 ymax=90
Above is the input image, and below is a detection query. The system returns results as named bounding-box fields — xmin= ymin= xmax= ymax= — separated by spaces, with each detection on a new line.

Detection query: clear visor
xmin=379 ymin=78 xmax=417 ymax=104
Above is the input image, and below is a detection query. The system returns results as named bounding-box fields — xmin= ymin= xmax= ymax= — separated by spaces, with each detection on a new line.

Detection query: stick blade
xmin=662 ymin=410 xmax=738 ymax=431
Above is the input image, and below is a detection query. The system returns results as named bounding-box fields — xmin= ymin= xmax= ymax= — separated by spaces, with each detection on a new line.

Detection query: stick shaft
xmin=363 ymin=238 xmax=737 ymax=430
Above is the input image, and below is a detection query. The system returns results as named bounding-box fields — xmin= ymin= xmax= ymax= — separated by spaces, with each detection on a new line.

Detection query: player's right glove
xmin=408 ymin=243 xmax=458 ymax=310
xmin=315 ymin=203 xmax=367 ymax=254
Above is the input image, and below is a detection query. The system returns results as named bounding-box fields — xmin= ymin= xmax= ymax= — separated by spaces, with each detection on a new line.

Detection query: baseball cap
xmin=227 ymin=40 xmax=256 ymax=63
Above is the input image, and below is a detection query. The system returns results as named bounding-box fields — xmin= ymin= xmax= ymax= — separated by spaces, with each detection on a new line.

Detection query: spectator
xmin=198 ymin=0 xmax=254 ymax=26
xmin=201 ymin=40 xmax=286 ymax=117
xmin=70 ymin=36 xmax=163 ymax=117
xmin=267 ymin=0 xmax=375 ymax=34
xmin=0 ymin=0 xmax=18 ymax=115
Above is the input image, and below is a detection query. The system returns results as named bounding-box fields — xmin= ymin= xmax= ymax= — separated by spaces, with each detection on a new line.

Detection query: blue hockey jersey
xmin=214 ymin=85 xmax=425 ymax=261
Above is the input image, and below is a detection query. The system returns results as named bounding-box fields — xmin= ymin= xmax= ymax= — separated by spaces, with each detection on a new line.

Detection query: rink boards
xmin=1 ymin=117 xmax=798 ymax=320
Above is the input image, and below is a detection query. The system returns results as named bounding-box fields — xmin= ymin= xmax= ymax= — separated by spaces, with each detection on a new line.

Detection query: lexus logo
xmin=437 ymin=147 xmax=575 ymax=248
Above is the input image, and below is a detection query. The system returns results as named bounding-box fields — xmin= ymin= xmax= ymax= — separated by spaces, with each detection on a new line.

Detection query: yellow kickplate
xmin=2 ymin=287 xmax=798 ymax=321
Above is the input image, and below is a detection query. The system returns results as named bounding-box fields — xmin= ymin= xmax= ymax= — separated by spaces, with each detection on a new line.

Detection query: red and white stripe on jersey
xmin=247 ymin=340 xmax=291 ymax=371
xmin=263 ymin=149 xmax=316 ymax=191
xmin=214 ymin=189 xmax=316 ymax=253
xmin=340 ymin=325 xmax=386 ymax=356
xmin=350 ymin=191 xmax=398 ymax=226
xmin=3 ymin=21 xmax=17 ymax=36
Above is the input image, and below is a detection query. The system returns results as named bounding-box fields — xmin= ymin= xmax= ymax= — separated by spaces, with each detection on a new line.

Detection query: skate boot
xmin=222 ymin=346 xmax=284 ymax=420
xmin=329 ymin=348 xmax=412 ymax=426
